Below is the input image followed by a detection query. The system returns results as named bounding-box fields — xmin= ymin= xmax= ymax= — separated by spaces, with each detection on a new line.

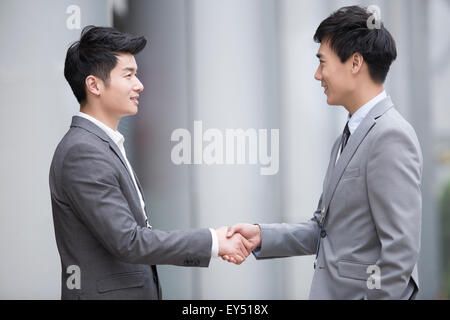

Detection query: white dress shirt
xmin=77 ymin=112 xmax=219 ymax=257
xmin=336 ymin=90 xmax=387 ymax=163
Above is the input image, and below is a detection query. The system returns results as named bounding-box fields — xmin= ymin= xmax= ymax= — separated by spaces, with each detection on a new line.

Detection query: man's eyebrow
xmin=122 ymin=67 xmax=137 ymax=72
xmin=316 ymin=53 xmax=323 ymax=59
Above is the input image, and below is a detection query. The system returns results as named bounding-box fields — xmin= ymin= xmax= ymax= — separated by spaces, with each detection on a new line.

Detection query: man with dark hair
xmin=50 ymin=26 xmax=251 ymax=300
xmin=226 ymin=6 xmax=422 ymax=299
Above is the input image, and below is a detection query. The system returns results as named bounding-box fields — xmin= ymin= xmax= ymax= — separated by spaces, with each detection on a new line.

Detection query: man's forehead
xmin=115 ymin=53 xmax=138 ymax=70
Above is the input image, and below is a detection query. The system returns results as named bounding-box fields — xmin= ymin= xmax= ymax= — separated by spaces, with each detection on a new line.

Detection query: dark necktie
xmin=340 ymin=121 xmax=350 ymax=154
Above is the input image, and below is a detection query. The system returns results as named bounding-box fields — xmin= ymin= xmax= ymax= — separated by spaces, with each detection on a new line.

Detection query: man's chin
xmin=326 ymin=96 xmax=340 ymax=106
xmin=128 ymin=106 xmax=139 ymax=115
xmin=120 ymin=107 xmax=138 ymax=118
xmin=326 ymin=96 xmax=334 ymax=105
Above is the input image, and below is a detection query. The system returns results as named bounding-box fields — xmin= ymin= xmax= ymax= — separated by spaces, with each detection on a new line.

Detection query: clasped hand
xmin=215 ymin=223 xmax=261 ymax=265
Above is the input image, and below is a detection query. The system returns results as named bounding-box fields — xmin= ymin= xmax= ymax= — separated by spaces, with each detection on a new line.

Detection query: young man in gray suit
xmin=49 ymin=26 xmax=251 ymax=300
xmin=226 ymin=6 xmax=423 ymax=299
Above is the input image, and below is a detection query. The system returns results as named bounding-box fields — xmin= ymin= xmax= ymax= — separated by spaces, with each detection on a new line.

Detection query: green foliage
xmin=440 ymin=180 xmax=450 ymax=298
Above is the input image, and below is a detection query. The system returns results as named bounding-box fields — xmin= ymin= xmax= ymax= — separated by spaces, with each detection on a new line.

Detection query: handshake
xmin=215 ymin=223 xmax=261 ymax=265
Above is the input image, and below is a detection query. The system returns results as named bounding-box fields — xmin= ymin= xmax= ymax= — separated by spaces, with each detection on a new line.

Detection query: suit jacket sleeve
xmin=365 ymin=126 xmax=422 ymax=299
xmin=252 ymin=196 xmax=322 ymax=259
xmin=61 ymin=142 xmax=212 ymax=267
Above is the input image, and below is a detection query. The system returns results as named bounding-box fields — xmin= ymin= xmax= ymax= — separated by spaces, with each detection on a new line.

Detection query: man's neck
xmin=80 ymin=104 xmax=120 ymax=131
xmin=344 ymin=85 xmax=384 ymax=116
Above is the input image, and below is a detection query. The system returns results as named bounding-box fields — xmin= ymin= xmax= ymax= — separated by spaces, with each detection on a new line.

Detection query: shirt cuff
xmin=209 ymin=228 xmax=219 ymax=258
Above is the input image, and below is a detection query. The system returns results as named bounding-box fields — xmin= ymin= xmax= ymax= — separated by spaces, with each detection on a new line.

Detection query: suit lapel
xmin=108 ymin=143 xmax=149 ymax=217
xmin=107 ymin=141 xmax=130 ymax=176
xmin=71 ymin=116 xmax=130 ymax=175
xmin=71 ymin=116 xmax=144 ymax=205
xmin=132 ymin=170 xmax=146 ymax=201
xmin=321 ymin=96 xmax=394 ymax=221
xmin=324 ymin=137 xmax=341 ymax=190
xmin=132 ymin=168 xmax=149 ymax=212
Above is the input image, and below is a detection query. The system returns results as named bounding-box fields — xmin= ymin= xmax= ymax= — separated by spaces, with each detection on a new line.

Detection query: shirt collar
xmin=77 ymin=111 xmax=125 ymax=146
xmin=347 ymin=90 xmax=387 ymax=135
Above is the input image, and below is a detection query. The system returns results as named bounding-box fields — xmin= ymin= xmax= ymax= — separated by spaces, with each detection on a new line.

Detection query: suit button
xmin=320 ymin=230 xmax=327 ymax=238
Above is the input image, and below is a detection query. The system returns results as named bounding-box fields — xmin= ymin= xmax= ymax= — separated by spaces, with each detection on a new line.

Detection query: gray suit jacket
xmin=254 ymin=97 xmax=422 ymax=299
xmin=49 ymin=116 xmax=212 ymax=300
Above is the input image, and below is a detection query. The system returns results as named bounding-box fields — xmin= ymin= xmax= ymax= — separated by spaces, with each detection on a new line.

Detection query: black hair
xmin=313 ymin=5 xmax=397 ymax=83
xmin=64 ymin=25 xmax=147 ymax=104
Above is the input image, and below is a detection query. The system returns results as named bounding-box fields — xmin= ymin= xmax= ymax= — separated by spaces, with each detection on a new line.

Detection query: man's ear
xmin=351 ymin=53 xmax=364 ymax=74
xmin=85 ymin=75 xmax=102 ymax=97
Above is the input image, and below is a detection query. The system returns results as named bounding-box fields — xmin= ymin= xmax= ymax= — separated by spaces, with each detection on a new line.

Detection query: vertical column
xmin=185 ymin=0 xmax=281 ymax=299
xmin=407 ymin=0 xmax=438 ymax=299
xmin=386 ymin=0 xmax=438 ymax=299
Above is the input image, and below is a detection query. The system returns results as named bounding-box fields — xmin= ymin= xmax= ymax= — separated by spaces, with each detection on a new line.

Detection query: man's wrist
xmin=254 ymin=223 xmax=262 ymax=247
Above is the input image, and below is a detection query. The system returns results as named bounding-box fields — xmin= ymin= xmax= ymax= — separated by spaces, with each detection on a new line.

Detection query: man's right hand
xmin=222 ymin=223 xmax=262 ymax=263
xmin=215 ymin=226 xmax=252 ymax=265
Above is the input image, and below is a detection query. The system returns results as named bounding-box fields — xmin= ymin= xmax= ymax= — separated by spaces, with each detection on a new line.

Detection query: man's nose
xmin=134 ymin=77 xmax=144 ymax=92
xmin=314 ymin=67 xmax=322 ymax=81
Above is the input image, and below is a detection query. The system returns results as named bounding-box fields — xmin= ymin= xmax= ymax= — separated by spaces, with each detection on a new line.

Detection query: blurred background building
xmin=0 ymin=0 xmax=449 ymax=299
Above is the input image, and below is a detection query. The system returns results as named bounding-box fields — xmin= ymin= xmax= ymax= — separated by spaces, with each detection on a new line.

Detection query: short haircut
xmin=313 ymin=5 xmax=397 ymax=83
xmin=64 ymin=25 xmax=147 ymax=105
